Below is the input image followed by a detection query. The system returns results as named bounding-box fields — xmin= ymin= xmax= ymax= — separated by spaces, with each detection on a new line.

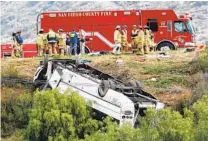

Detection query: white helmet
xmin=133 ymin=25 xmax=137 ymax=28
xmin=115 ymin=25 xmax=121 ymax=29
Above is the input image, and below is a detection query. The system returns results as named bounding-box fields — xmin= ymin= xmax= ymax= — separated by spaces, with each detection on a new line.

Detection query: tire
xmin=135 ymin=80 xmax=142 ymax=89
xmin=129 ymin=81 xmax=137 ymax=87
xmin=98 ymin=80 xmax=110 ymax=97
xmin=129 ymin=80 xmax=142 ymax=89
xmin=156 ymin=42 xmax=175 ymax=51
xmin=108 ymin=80 xmax=116 ymax=90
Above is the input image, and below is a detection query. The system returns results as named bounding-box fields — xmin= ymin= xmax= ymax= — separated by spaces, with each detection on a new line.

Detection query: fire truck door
xmin=173 ymin=21 xmax=187 ymax=46
xmin=167 ymin=20 xmax=172 ymax=39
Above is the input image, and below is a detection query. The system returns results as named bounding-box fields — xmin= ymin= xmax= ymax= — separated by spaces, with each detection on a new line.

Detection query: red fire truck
xmin=1 ymin=9 xmax=196 ymax=57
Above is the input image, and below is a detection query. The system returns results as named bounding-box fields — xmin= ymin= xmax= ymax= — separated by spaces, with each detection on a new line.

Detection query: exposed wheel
xmin=98 ymin=80 xmax=110 ymax=97
xmin=108 ymin=80 xmax=116 ymax=90
xmin=129 ymin=81 xmax=137 ymax=87
xmin=156 ymin=42 xmax=175 ymax=51
xmin=128 ymin=80 xmax=142 ymax=89
xmin=135 ymin=80 xmax=142 ymax=88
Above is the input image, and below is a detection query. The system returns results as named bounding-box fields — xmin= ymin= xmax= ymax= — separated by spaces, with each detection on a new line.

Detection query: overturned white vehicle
xmin=33 ymin=59 xmax=164 ymax=126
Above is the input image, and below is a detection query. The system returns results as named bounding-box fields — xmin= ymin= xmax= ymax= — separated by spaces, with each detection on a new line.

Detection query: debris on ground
xmin=135 ymin=56 xmax=145 ymax=62
xmin=80 ymin=59 xmax=92 ymax=63
xmin=88 ymin=51 xmax=109 ymax=56
xmin=151 ymin=78 xmax=157 ymax=81
xmin=116 ymin=59 xmax=124 ymax=64
xmin=157 ymin=52 xmax=171 ymax=58
xmin=184 ymin=47 xmax=195 ymax=52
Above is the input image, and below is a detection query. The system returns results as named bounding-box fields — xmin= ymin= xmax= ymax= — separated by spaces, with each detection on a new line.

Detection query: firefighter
xmin=42 ymin=32 xmax=48 ymax=55
xmin=70 ymin=29 xmax=79 ymax=55
xmin=149 ymin=30 xmax=155 ymax=52
xmin=36 ymin=29 xmax=45 ymax=57
xmin=136 ymin=26 xmax=144 ymax=55
xmin=143 ymin=26 xmax=150 ymax=54
xmin=11 ymin=32 xmax=20 ymax=57
xmin=79 ymin=26 xmax=86 ymax=54
xmin=66 ymin=34 xmax=71 ymax=55
xmin=113 ymin=25 xmax=122 ymax=55
xmin=57 ymin=29 xmax=66 ymax=56
xmin=15 ymin=30 xmax=23 ymax=57
xmin=47 ymin=28 xmax=57 ymax=55
xmin=121 ymin=25 xmax=128 ymax=54
xmin=131 ymin=25 xmax=139 ymax=53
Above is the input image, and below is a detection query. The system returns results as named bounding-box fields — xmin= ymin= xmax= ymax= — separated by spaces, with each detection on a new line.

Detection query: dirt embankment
xmin=2 ymin=50 xmax=207 ymax=106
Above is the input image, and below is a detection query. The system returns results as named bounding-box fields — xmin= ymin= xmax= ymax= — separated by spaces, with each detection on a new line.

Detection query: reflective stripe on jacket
xmin=36 ymin=34 xmax=44 ymax=46
xmin=114 ymin=30 xmax=122 ymax=43
xmin=11 ymin=36 xmax=18 ymax=47
xmin=144 ymin=30 xmax=150 ymax=41
xmin=121 ymin=29 xmax=128 ymax=43
xmin=136 ymin=30 xmax=144 ymax=43
xmin=131 ymin=29 xmax=138 ymax=39
xmin=57 ymin=34 xmax=66 ymax=46
xmin=47 ymin=31 xmax=57 ymax=42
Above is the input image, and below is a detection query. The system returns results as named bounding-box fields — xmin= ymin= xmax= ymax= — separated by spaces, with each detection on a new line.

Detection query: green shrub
xmin=192 ymin=95 xmax=208 ymax=141
xmin=25 ymin=89 xmax=99 ymax=141
xmin=1 ymin=88 xmax=32 ymax=137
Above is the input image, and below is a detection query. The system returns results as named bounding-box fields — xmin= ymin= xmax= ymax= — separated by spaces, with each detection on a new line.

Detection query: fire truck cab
xmin=37 ymin=9 xmax=195 ymax=52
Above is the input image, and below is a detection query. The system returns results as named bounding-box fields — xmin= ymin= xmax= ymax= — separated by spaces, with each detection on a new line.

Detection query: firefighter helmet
xmin=115 ymin=25 xmax=121 ymax=29
xmin=123 ymin=25 xmax=127 ymax=28
xmin=58 ymin=29 xmax=64 ymax=32
xmin=133 ymin=25 xmax=137 ymax=28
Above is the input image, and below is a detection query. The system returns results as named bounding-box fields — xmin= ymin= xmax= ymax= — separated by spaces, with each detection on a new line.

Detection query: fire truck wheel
xmin=156 ymin=42 xmax=175 ymax=51
xmin=98 ymin=80 xmax=110 ymax=97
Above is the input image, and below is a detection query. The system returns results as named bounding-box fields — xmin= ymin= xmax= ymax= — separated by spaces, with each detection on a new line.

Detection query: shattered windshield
xmin=186 ymin=20 xmax=195 ymax=34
